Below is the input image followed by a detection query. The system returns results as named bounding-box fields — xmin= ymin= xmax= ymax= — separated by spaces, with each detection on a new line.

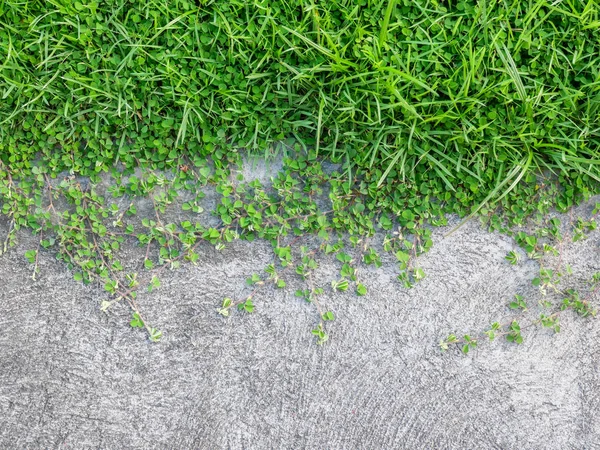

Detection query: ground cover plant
xmin=1 ymin=0 xmax=600 ymax=347
xmin=1 ymin=150 xmax=598 ymax=348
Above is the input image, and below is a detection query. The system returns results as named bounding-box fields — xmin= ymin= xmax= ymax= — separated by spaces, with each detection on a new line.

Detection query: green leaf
xmin=402 ymin=210 xmax=415 ymax=221
xmin=336 ymin=252 xmax=352 ymax=263
xmin=356 ymin=283 xmax=367 ymax=296
xmin=413 ymin=268 xmax=425 ymax=281
xmin=332 ymin=279 xmax=349 ymax=292
xmin=25 ymin=249 xmax=37 ymax=264
xmin=148 ymin=275 xmax=161 ymax=292
xmin=149 ymin=328 xmax=162 ymax=342
xmin=323 ymin=311 xmax=335 ymax=321
xmin=395 ymin=250 xmax=410 ymax=263
xmin=238 ymin=298 xmax=255 ymax=313
xmin=505 ymin=251 xmax=519 ymax=265
xmin=379 ymin=215 xmax=393 ymax=230
xmin=130 ymin=312 xmax=144 ymax=328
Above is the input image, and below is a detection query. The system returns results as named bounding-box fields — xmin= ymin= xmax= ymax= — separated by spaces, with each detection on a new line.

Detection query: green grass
xmin=1 ymin=0 xmax=599 ymax=205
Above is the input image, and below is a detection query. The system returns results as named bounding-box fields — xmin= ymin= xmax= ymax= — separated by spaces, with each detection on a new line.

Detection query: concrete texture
xmin=1 ymin=187 xmax=599 ymax=448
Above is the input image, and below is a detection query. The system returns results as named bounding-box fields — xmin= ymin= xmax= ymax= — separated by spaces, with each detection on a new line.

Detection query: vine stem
xmin=31 ymin=227 xmax=43 ymax=280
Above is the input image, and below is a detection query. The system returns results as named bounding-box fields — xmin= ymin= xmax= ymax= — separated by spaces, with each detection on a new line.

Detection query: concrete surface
xmin=1 ymin=182 xmax=599 ymax=448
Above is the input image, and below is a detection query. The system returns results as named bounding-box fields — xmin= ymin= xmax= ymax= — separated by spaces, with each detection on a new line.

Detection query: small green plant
xmin=322 ymin=311 xmax=335 ymax=322
xmin=572 ymin=217 xmax=597 ymax=242
xmin=363 ymin=248 xmax=382 ymax=268
xmin=356 ymin=283 xmax=368 ymax=296
xmin=441 ymin=263 xmax=598 ymax=354
xmin=539 ymin=314 xmax=560 ymax=333
xmin=312 ymin=323 xmax=329 ymax=345
xmin=505 ymin=251 xmax=520 ymax=265
xmin=509 ymin=295 xmax=527 ymax=311
xmin=130 ymin=313 xmax=144 ymax=329
xmin=442 ymin=206 xmax=599 ymax=355
xmin=238 ymin=298 xmax=255 ymax=314
xmin=505 ymin=321 xmax=523 ymax=344
xmin=246 ymin=273 xmax=263 ymax=286
xmin=217 ymin=298 xmax=233 ymax=317
xmin=561 ymin=290 xmax=597 ymax=318
xmin=484 ymin=322 xmax=501 ymax=341
xmin=148 ymin=328 xmax=163 ymax=342
xmin=331 ymin=279 xmax=349 ymax=292
xmin=295 ymin=288 xmax=324 ymax=303
xmin=461 ymin=335 xmax=478 ymax=355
